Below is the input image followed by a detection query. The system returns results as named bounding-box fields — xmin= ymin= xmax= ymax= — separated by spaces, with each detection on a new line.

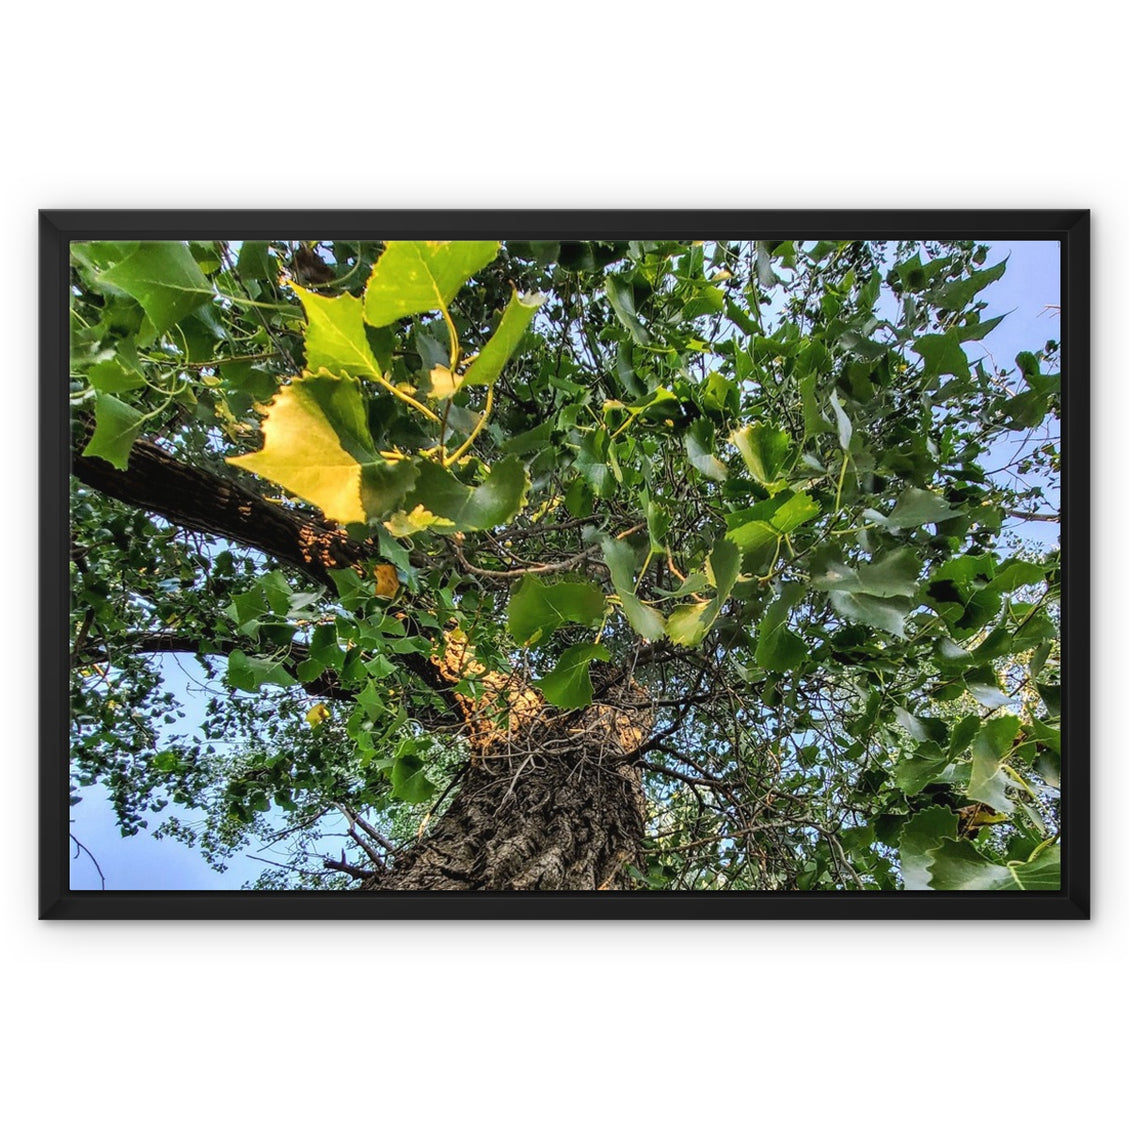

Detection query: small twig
xmin=453 ymin=541 xmax=601 ymax=580
xmin=70 ymin=832 xmax=106 ymax=890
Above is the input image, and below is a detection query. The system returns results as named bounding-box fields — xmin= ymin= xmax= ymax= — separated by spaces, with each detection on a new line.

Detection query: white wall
xmin=4 ymin=4 xmax=1119 ymax=1124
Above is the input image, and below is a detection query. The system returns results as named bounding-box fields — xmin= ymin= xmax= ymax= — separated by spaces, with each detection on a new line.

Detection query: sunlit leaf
xmin=363 ymin=240 xmax=499 ymax=326
xmin=461 ymin=290 xmax=545 ymax=388
xmin=730 ymin=423 xmax=793 ymax=486
xmin=391 ymin=456 xmax=530 ymax=534
xmin=226 ymin=372 xmax=418 ymax=525
xmin=289 ymin=283 xmax=381 ymax=378
xmin=667 ymin=537 xmax=739 ymax=646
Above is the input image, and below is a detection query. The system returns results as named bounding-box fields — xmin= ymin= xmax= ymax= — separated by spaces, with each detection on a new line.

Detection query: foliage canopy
xmin=68 ymin=234 xmax=1062 ymax=892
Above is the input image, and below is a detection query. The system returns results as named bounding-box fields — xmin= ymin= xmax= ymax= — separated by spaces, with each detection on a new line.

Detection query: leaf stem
xmin=445 ymin=385 xmax=494 ymax=465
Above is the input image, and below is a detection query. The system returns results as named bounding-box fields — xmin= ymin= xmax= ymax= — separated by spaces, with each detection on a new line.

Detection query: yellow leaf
xmin=373 ymin=564 xmax=400 ymax=599
xmin=428 ymin=364 xmax=461 ymax=400
xmin=306 ymin=703 xmax=330 ymax=728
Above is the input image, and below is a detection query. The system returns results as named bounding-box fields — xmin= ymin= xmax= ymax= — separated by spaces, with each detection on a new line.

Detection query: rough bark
xmin=72 ymin=420 xmax=373 ymax=589
xmin=367 ymin=695 xmax=653 ymax=891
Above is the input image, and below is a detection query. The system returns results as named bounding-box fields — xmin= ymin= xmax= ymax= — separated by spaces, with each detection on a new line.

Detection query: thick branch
xmin=71 ymin=418 xmax=455 ymax=703
xmin=73 ymin=422 xmax=372 ymax=589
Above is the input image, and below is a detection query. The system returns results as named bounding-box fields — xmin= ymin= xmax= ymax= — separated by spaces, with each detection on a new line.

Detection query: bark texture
xmin=367 ymin=695 xmax=652 ymax=891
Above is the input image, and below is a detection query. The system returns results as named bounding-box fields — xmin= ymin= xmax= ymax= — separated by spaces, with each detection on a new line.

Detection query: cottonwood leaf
xmin=685 ymin=417 xmax=728 ymax=481
xmin=899 ymin=806 xmax=959 ymax=890
xmin=829 ymin=590 xmax=912 ymax=637
xmin=730 ymin=423 xmax=793 ymax=486
xmin=601 ymin=537 xmax=666 ymax=641
xmin=392 ymin=456 xmax=530 ymax=534
xmin=667 ymin=537 xmax=739 ymax=647
xmin=363 ymin=241 xmax=500 ymax=326
xmin=967 ymin=714 xmax=1020 ymax=813
xmin=289 ymin=283 xmax=381 ymax=378
xmin=927 ymin=838 xmax=1060 ymax=891
xmin=82 ymin=393 xmax=144 ymax=470
xmin=390 ymin=753 xmax=436 ymax=804
xmin=226 ymin=650 xmax=296 ymax=692
xmin=535 ymin=643 xmax=610 ymax=709
xmin=507 ymin=576 xmax=606 ymax=646
xmin=97 ymin=241 xmax=213 ymax=335
xmin=606 ymin=275 xmax=651 ymax=345
xmin=886 ymin=487 xmax=963 ymax=530
xmin=226 ymin=372 xmax=418 ymax=525
xmin=754 ymin=585 xmax=806 ymax=672
xmin=460 ymin=290 xmax=545 ymax=388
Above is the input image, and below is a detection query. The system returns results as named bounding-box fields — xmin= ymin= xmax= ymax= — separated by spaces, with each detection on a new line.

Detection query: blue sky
xmin=68 ymin=239 xmax=1063 ymax=891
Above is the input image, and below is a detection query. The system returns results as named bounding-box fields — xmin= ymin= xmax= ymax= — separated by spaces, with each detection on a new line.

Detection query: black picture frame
xmin=40 ymin=209 xmax=1090 ymax=920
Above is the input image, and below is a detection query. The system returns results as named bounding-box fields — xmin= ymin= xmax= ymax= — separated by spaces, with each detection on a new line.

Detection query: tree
xmin=66 ymin=234 xmax=1062 ymax=893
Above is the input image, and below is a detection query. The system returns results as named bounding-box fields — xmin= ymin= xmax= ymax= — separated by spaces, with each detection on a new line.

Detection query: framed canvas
xmin=40 ymin=210 xmax=1089 ymax=918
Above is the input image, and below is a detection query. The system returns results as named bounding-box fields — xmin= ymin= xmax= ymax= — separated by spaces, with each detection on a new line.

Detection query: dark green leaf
xmin=507 ymin=575 xmax=606 ymax=646
xmin=899 ymin=806 xmax=959 ymax=890
xmin=390 ymin=753 xmax=436 ymax=804
xmin=967 ymin=714 xmax=1020 ymax=813
xmin=535 ymin=643 xmax=611 ymax=709
xmin=82 ymin=394 xmax=144 ymax=470
xmin=97 ymin=241 xmax=214 ymax=335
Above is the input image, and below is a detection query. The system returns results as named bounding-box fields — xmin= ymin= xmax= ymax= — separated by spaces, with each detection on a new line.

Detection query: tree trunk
xmin=367 ymin=699 xmax=651 ymax=891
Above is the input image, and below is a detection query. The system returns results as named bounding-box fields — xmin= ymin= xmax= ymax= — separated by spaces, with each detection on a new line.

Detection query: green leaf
xmin=535 ymin=643 xmax=611 ymax=709
xmin=310 ymin=623 xmax=345 ymax=673
xmin=97 ymin=241 xmax=213 ymax=335
xmin=363 ymin=241 xmax=500 ymax=326
xmin=730 ymin=423 xmax=793 ymax=486
xmin=226 ymin=650 xmax=296 ymax=692
xmin=236 ymin=240 xmax=273 ymax=280
xmin=601 ymin=537 xmax=666 ymax=641
xmin=893 ymin=741 xmax=952 ymax=796
xmin=754 ymin=585 xmax=806 ymax=672
xmin=931 ymin=260 xmax=1007 ymax=312
xmin=811 ymin=547 xmax=920 ymax=598
xmin=829 ymin=390 xmax=853 ymax=451
xmin=606 ymin=275 xmax=651 ymax=345
xmin=927 ymin=839 xmax=1059 ymax=891
xmin=260 ymin=570 xmax=293 ymax=615
xmin=685 ymin=417 xmax=728 ymax=481
xmin=86 ymin=358 xmax=145 ymax=393
xmin=289 ymin=283 xmax=381 ymax=378
xmin=955 ymin=313 xmax=1006 ymax=342
xmin=829 ymin=590 xmax=912 ymax=637
xmin=899 ymin=806 xmax=959 ymax=890
xmin=227 ymin=372 xmax=418 ymax=525
xmin=507 ymin=575 xmax=606 ymax=646
xmin=390 ymin=753 xmax=436 ymax=804
xmin=966 ymin=714 xmax=1019 ymax=813
xmin=461 ymin=290 xmax=545 ymax=388
xmin=913 ymin=332 xmax=970 ymax=380
xmin=667 ymin=537 xmax=740 ymax=647
xmin=393 ymin=455 xmax=530 ymax=534
xmin=82 ymin=394 xmax=144 ymax=470
xmin=886 ymin=487 xmax=962 ymax=530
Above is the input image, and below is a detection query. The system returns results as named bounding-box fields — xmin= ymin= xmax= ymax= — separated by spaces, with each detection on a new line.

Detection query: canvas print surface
xmin=64 ymin=234 xmax=1064 ymax=896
